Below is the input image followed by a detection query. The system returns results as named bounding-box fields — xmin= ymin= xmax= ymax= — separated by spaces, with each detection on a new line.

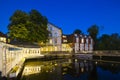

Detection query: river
xmin=20 ymin=58 xmax=120 ymax=80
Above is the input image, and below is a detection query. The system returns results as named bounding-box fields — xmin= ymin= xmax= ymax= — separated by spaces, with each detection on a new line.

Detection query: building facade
xmin=73 ymin=34 xmax=93 ymax=53
xmin=0 ymin=32 xmax=7 ymax=43
xmin=47 ymin=23 xmax=62 ymax=51
xmin=62 ymin=35 xmax=72 ymax=52
xmin=62 ymin=34 xmax=93 ymax=53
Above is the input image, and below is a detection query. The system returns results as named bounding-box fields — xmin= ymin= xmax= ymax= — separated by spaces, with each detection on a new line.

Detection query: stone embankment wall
xmin=93 ymin=50 xmax=120 ymax=56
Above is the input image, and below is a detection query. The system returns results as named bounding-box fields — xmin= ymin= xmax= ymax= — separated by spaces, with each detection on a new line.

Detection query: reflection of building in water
xmin=62 ymin=59 xmax=93 ymax=76
xmin=76 ymin=60 xmax=93 ymax=74
xmin=22 ymin=66 xmax=42 ymax=75
xmin=21 ymin=59 xmax=96 ymax=80
xmin=22 ymin=61 xmax=64 ymax=80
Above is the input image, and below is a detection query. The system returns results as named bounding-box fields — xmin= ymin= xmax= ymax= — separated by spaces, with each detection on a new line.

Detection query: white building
xmin=0 ymin=32 xmax=7 ymax=43
xmin=47 ymin=23 xmax=62 ymax=51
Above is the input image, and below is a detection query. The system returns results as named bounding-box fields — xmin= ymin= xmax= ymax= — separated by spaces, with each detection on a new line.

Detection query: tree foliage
xmin=87 ymin=25 xmax=99 ymax=50
xmin=97 ymin=33 xmax=120 ymax=50
xmin=87 ymin=25 xmax=99 ymax=41
xmin=8 ymin=10 xmax=49 ymax=43
xmin=73 ymin=29 xmax=82 ymax=34
xmin=8 ymin=24 xmax=29 ymax=41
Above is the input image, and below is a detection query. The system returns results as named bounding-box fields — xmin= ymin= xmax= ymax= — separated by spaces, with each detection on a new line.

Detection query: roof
xmin=0 ymin=32 xmax=7 ymax=37
xmin=48 ymin=22 xmax=62 ymax=30
xmin=10 ymin=41 xmax=40 ymax=48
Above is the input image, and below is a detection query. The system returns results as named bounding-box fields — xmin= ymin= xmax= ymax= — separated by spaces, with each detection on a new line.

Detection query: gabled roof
xmin=48 ymin=22 xmax=62 ymax=30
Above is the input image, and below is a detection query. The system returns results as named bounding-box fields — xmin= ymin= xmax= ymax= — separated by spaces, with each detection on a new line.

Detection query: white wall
xmin=47 ymin=23 xmax=62 ymax=51
xmin=0 ymin=44 xmax=3 ymax=75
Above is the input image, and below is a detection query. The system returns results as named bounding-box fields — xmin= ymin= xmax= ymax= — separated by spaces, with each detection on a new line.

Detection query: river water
xmin=20 ymin=59 xmax=120 ymax=80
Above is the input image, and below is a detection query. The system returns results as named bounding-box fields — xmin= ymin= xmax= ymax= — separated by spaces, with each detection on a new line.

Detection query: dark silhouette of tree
xmin=97 ymin=34 xmax=110 ymax=50
xmin=87 ymin=25 xmax=99 ymax=50
xmin=110 ymin=33 xmax=120 ymax=50
xmin=96 ymin=33 xmax=120 ymax=50
xmin=73 ymin=29 xmax=82 ymax=34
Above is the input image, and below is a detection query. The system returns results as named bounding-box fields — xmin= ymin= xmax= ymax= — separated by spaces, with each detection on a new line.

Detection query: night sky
xmin=0 ymin=0 xmax=120 ymax=36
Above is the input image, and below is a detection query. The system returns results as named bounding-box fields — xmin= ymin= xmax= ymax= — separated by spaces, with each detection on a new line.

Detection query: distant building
xmin=0 ymin=32 xmax=7 ymax=43
xmin=62 ymin=34 xmax=93 ymax=53
xmin=73 ymin=34 xmax=93 ymax=53
xmin=62 ymin=35 xmax=72 ymax=52
xmin=46 ymin=23 xmax=62 ymax=51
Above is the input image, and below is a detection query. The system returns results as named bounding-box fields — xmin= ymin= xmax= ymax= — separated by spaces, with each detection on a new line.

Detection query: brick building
xmin=62 ymin=34 xmax=93 ymax=53
xmin=73 ymin=34 xmax=93 ymax=53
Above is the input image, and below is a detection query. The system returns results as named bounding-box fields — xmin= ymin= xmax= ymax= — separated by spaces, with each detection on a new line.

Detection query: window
xmin=49 ymin=39 xmax=53 ymax=44
xmin=63 ymin=40 xmax=67 ymax=42
xmin=55 ymin=38 xmax=57 ymax=44
xmin=49 ymin=27 xmax=52 ymax=31
xmin=55 ymin=32 xmax=58 ymax=37
xmin=63 ymin=35 xmax=66 ymax=38
xmin=81 ymin=38 xmax=84 ymax=43
xmin=49 ymin=34 xmax=52 ymax=37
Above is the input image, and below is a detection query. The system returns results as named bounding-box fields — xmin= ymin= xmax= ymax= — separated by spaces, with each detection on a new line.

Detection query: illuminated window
xmin=63 ymin=40 xmax=67 ymax=42
xmin=81 ymin=38 xmax=84 ymax=43
xmin=49 ymin=39 xmax=52 ymax=44
xmin=63 ymin=35 xmax=66 ymax=38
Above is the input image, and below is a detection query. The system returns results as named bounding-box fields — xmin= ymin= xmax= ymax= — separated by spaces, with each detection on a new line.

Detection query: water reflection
xmin=22 ymin=66 xmax=42 ymax=75
xmin=21 ymin=59 xmax=120 ymax=80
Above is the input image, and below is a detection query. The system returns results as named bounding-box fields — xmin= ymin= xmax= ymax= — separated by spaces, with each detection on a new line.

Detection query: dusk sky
xmin=0 ymin=0 xmax=120 ymax=36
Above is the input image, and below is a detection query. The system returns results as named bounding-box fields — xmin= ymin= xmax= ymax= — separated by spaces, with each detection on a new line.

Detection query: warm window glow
xmin=49 ymin=39 xmax=52 ymax=44
xmin=63 ymin=40 xmax=67 ymax=42
xmin=81 ymin=38 xmax=84 ymax=43
xmin=62 ymin=35 xmax=66 ymax=38
xmin=0 ymin=37 xmax=6 ymax=42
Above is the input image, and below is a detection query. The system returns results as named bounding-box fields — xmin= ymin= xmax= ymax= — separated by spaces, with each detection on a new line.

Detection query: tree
xmin=8 ymin=24 xmax=29 ymax=41
xmin=73 ymin=29 xmax=82 ymax=34
xmin=87 ymin=25 xmax=99 ymax=50
xmin=28 ymin=10 xmax=49 ymax=43
xmin=97 ymin=33 xmax=120 ymax=50
xmin=97 ymin=34 xmax=110 ymax=50
xmin=8 ymin=10 xmax=29 ymax=41
xmin=8 ymin=10 xmax=49 ymax=43
xmin=110 ymin=33 xmax=120 ymax=50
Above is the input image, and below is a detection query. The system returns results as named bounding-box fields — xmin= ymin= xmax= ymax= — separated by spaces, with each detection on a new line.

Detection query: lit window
xmin=49 ymin=39 xmax=52 ymax=44
xmin=81 ymin=38 xmax=84 ymax=43
xmin=63 ymin=40 xmax=67 ymax=42
xmin=63 ymin=35 xmax=66 ymax=38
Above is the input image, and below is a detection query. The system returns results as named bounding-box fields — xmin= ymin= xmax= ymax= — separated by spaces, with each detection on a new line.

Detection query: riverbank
xmin=8 ymin=58 xmax=25 ymax=80
xmin=7 ymin=51 xmax=120 ymax=79
xmin=93 ymin=55 xmax=120 ymax=61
